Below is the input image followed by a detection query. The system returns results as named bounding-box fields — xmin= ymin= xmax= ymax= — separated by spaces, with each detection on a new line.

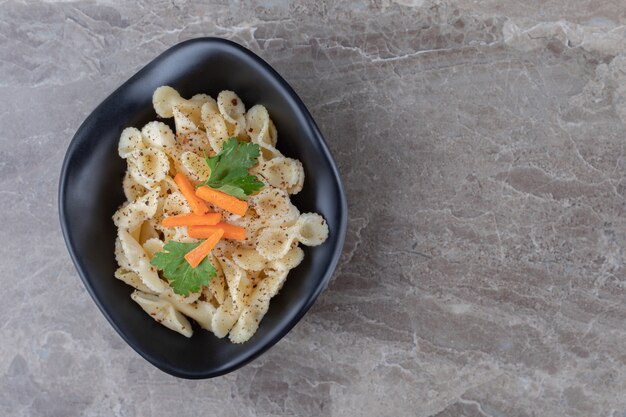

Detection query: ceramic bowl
xmin=59 ymin=38 xmax=347 ymax=378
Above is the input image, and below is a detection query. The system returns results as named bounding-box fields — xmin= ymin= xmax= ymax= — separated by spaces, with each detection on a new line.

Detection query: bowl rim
xmin=58 ymin=37 xmax=348 ymax=378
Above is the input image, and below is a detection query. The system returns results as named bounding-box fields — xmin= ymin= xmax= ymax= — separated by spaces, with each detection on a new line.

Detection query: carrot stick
xmin=174 ymin=173 xmax=209 ymax=215
xmin=195 ymin=186 xmax=248 ymax=216
xmin=184 ymin=229 xmax=224 ymax=268
xmin=161 ymin=213 xmax=221 ymax=228
xmin=188 ymin=223 xmax=246 ymax=241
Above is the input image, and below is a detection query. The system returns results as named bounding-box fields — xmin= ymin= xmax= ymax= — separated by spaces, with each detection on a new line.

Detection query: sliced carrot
xmin=195 ymin=186 xmax=248 ymax=216
xmin=184 ymin=229 xmax=224 ymax=268
xmin=174 ymin=173 xmax=209 ymax=215
xmin=161 ymin=212 xmax=221 ymax=228
xmin=188 ymin=223 xmax=246 ymax=241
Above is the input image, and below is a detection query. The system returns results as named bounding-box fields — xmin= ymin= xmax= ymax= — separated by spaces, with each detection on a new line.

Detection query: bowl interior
xmin=59 ymin=38 xmax=347 ymax=378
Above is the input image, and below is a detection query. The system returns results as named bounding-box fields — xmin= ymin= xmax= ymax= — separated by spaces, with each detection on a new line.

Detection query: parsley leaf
xmin=200 ymin=138 xmax=264 ymax=200
xmin=150 ymin=241 xmax=217 ymax=296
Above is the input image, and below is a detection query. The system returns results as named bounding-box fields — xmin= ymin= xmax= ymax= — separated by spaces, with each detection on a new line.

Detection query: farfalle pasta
xmin=113 ymin=87 xmax=328 ymax=343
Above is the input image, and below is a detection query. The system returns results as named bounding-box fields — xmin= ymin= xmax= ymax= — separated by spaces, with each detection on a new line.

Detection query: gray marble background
xmin=2 ymin=0 xmax=626 ymax=416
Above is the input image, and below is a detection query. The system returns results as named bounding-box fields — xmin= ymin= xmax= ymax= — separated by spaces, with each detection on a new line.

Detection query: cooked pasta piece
xmin=162 ymin=191 xmax=191 ymax=217
xmin=139 ymin=220 xmax=160 ymax=244
xmin=251 ymin=187 xmax=299 ymax=227
xmin=163 ymin=285 xmax=202 ymax=305
xmin=179 ymin=151 xmax=210 ymax=182
xmin=118 ymin=229 xmax=165 ymax=293
xmin=131 ymin=290 xmax=193 ymax=337
xmin=200 ymin=97 xmax=219 ymax=117
xmin=153 ymin=86 xmax=184 ymax=118
xmin=173 ymin=101 xmax=203 ymax=135
xmin=127 ymin=147 xmax=170 ymax=189
xmin=205 ymin=254 xmax=226 ymax=305
xmin=211 ymin=296 xmax=240 ymax=338
xmin=231 ymin=247 xmax=268 ymax=272
xmin=141 ymin=121 xmax=177 ymax=157
xmin=255 ymin=213 xmax=328 ymax=260
xmin=265 ymin=118 xmax=278 ymax=146
xmin=294 ymin=213 xmax=329 ymax=246
xmin=115 ymin=237 xmax=133 ymax=271
xmin=218 ymin=256 xmax=253 ymax=312
xmin=203 ymin=112 xmax=230 ymax=154
xmin=232 ymin=244 xmax=304 ymax=273
xmin=245 ymin=104 xmax=269 ymax=143
xmin=286 ymin=161 xmax=305 ymax=195
xmin=270 ymin=245 xmax=304 ymax=271
xmin=190 ymin=93 xmax=214 ymax=107
xmin=163 ymin=293 xmax=216 ymax=332
xmin=123 ymin=171 xmax=147 ymax=201
xmin=255 ymin=226 xmax=295 ymax=261
xmin=115 ymin=268 xmax=155 ymax=294
xmin=217 ymin=90 xmax=246 ymax=137
xmin=113 ymin=187 xmax=160 ymax=231
xmin=229 ymin=269 xmax=289 ymax=343
xmin=178 ymin=130 xmax=209 ymax=155
xmin=257 ymin=157 xmax=302 ymax=191
xmin=142 ymin=237 xmax=164 ymax=258
xmin=217 ymin=90 xmax=245 ymax=125
xmin=159 ymin=174 xmax=178 ymax=190
xmin=118 ymin=127 xmax=145 ymax=159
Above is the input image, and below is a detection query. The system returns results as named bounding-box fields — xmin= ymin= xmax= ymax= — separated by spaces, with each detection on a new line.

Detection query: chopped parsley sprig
xmin=150 ymin=240 xmax=216 ymax=296
xmin=199 ymin=138 xmax=264 ymax=200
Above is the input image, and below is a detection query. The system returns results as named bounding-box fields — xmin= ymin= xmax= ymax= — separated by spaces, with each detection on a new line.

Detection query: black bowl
xmin=59 ymin=38 xmax=347 ymax=379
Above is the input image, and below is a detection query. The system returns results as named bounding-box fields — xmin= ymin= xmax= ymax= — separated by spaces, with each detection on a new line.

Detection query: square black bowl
xmin=58 ymin=38 xmax=347 ymax=379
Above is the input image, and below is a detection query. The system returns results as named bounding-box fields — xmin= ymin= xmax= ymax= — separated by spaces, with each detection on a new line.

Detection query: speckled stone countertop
xmin=2 ymin=1 xmax=626 ymax=416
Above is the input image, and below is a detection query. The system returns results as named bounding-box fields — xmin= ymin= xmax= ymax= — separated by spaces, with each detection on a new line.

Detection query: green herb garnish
xmin=199 ymin=138 xmax=264 ymax=200
xmin=150 ymin=241 xmax=216 ymax=296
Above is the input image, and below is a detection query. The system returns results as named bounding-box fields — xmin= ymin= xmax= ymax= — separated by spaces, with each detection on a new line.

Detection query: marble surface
xmin=2 ymin=0 xmax=626 ymax=415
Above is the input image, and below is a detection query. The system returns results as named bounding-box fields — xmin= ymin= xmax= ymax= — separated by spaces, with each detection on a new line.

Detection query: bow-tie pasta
xmin=131 ymin=291 xmax=193 ymax=337
xmin=113 ymin=87 xmax=329 ymax=343
xmin=217 ymin=90 xmax=246 ymax=137
xmin=127 ymin=148 xmax=170 ymax=189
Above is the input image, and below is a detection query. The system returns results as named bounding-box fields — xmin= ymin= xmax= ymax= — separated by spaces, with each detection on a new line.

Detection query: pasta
xmin=127 ymin=147 xmax=170 ymax=189
xmin=217 ymin=90 xmax=246 ymax=136
xmin=118 ymin=229 xmax=166 ymax=293
xmin=113 ymin=188 xmax=160 ymax=231
xmin=113 ymin=87 xmax=329 ymax=343
xmin=115 ymin=268 xmax=155 ymax=294
xmin=140 ymin=121 xmax=177 ymax=153
xmin=131 ymin=291 xmax=193 ymax=337
xmin=179 ymin=151 xmax=210 ymax=182
xmin=118 ymin=127 xmax=144 ymax=158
